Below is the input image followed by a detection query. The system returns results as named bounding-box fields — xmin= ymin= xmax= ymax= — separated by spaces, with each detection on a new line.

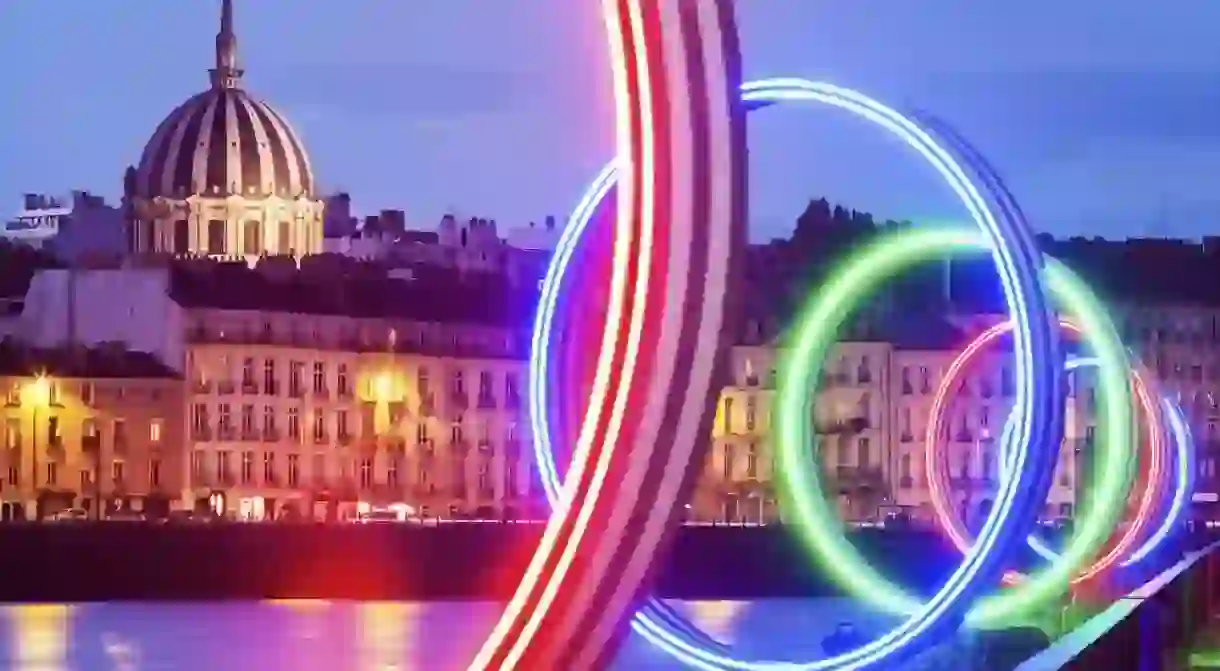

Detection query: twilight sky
xmin=4 ymin=1 xmax=1220 ymax=241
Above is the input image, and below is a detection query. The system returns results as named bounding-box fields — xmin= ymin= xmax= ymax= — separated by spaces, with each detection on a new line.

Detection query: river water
xmin=0 ymin=598 xmax=977 ymax=669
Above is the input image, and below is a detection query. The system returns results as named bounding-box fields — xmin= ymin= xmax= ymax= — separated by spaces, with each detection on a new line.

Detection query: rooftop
xmin=0 ymin=340 xmax=181 ymax=380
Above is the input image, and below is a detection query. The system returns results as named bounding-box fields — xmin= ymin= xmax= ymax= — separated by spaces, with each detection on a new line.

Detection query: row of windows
xmin=0 ymin=459 xmax=162 ymax=491
xmin=188 ymin=451 xmax=529 ymax=496
xmin=136 ymin=218 xmax=311 ymax=256
xmin=195 ymin=358 xmax=524 ymax=404
xmin=2 ymin=416 xmax=163 ymax=449
xmin=189 ymin=403 xmax=523 ymax=446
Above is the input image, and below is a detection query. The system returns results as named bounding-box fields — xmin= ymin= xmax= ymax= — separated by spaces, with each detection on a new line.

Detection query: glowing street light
xmin=22 ymin=375 xmax=51 ymax=521
xmin=22 ymin=376 xmax=50 ymax=409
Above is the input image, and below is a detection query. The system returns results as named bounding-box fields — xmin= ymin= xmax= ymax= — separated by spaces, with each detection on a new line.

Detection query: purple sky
xmin=4 ymin=1 xmax=1220 ymax=241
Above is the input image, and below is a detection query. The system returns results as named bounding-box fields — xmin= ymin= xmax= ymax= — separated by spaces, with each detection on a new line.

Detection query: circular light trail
xmin=528 ymin=77 xmax=1067 ymax=666
xmin=924 ymin=319 xmax=1160 ymax=586
xmin=773 ymin=229 xmax=1135 ymax=630
xmin=1011 ymin=361 xmax=1195 ymax=570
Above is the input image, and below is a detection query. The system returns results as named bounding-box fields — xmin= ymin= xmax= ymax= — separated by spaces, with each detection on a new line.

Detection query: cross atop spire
xmin=209 ymin=0 xmax=244 ymax=89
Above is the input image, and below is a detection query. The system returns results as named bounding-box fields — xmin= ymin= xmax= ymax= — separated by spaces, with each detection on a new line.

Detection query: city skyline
xmin=4 ymin=2 xmax=1220 ymax=241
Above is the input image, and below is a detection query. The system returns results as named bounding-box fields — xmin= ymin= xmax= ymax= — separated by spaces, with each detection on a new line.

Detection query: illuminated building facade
xmin=177 ymin=266 xmax=537 ymax=521
xmin=0 ymin=344 xmax=184 ymax=520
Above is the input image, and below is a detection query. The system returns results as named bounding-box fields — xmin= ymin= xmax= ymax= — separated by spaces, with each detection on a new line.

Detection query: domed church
xmin=123 ymin=0 xmax=323 ymax=259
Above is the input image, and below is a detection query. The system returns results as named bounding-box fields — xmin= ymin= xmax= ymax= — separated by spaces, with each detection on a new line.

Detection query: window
xmin=190 ymin=403 xmax=208 ymax=433
xmin=289 ymin=361 xmax=304 ymax=396
xmin=288 ymin=408 xmax=301 ymax=440
xmin=149 ymin=419 xmax=163 ymax=443
xmin=313 ymin=413 xmax=326 ymax=442
xmin=80 ymin=382 xmax=95 ymax=406
xmin=745 ymin=397 xmax=757 ymax=432
xmin=722 ymin=445 xmax=734 ymax=479
xmin=505 ymin=373 xmax=519 ymax=405
xmin=337 ymin=364 xmax=350 ymax=396
xmin=218 ymin=403 xmax=232 ymax=431
xmin=47 ymin=416 xmax=61 ymax=446
xmin=901 ymin=367 xmax=913 ymax=395
xmin=241 ymin=404 xmax=255 ymax=435
xmin=416 ymin=421 xmax=429 ymax=443
xmin=6 ymin=467 xmax=15 ymax=487
xmin=336 ymin=410 xmax=349 ymax=438
xmin=4 ymin=419 xmax=17 ymax=450
xmin=242 ymin=358 xmax=255 ymax=386
xmin=857 ymin=356 xmax=872 ymax=384
xmin=241 ymin=451 xmax=254 ymax=484
xmin=478 ymin=462 xmax=491 ymax=495
xmin=263 ymin=405 xmax=275 ymax=434
xmin=418 ymin=367 xmax=430 ymax=394
xmin=359 ymin=459 xmax=373 ymax=488
xmin=45 ymin=462 xmax=58 ymax=487
xmin=857 ymin=437 xmax=870 ymax=468
xmin=149 ymin=459 xmax=162 ymax=488
xmin=263 ymin=452 xmax=275 ymax=483
xmin=279 ymin=220 xmax=291 ymax=253
xmin=242 ymin=220 xmax=262 ymax=255
xmin=207 ymin=219 xmax=225 ymax=255
xmin=287 ymin=454 xmax=300 ymax=488
xmin=165 ymin=218 xmax=188 ymax=255
xmin=263 ymin=359 xmax=276 ymax=395
xmin=191 ymin=452 xmax=205 ymax=481
xmin=388 ymin=458 xmax=400 ymax=488
xmin=312 ymin=362 xmax=326 ymax=393
xmin=217 ymin=451 xmax=230 ymax=483
xmin=112 ymin=461 xmax=126 ymax=486
xmin=722 ymin=397 xmax=733 ymax=434
xmin=746 ymin=443 xmax=758 ymax=479
xmin=113 ymin=419 xmax=127 ymax=449
xmin=478 ymin=371 xmax=493 ymax=400
xmin=80 ymin=469 xmax=92 ymax=493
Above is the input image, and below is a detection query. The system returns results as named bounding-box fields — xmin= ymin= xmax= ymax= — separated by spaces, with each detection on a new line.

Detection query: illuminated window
xmin=149 ymin=419 xmax=163 ymax=443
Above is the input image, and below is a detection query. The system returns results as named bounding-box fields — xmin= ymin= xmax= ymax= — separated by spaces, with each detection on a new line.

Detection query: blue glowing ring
xmin=530 ymin=78 xmax=1061 ymax=669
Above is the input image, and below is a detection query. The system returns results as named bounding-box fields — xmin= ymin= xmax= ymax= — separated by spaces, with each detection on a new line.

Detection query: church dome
xmin=133 ymin=88 xmax=315 ymax=201
xmin=130 ymin=0 xmax=315 ymax=201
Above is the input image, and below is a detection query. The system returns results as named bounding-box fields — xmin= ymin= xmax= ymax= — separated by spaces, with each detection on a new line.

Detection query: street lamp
xmin=21 ymin=376 xmax=50 ymax=521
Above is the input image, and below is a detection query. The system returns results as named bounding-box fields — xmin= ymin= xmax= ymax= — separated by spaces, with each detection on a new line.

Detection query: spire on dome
xmin=209 ymin=0 xmax=244 ymax=89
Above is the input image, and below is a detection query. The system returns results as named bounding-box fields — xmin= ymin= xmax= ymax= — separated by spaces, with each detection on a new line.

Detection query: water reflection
xmin=9 ymin=605 xmax=69 ymax=671
xmin=0 ymin=599 xmax=1035 ymax=669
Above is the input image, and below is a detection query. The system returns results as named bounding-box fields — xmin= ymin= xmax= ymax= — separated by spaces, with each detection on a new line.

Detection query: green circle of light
xmin=775 ymin=226 xmax=1135 ymax=628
